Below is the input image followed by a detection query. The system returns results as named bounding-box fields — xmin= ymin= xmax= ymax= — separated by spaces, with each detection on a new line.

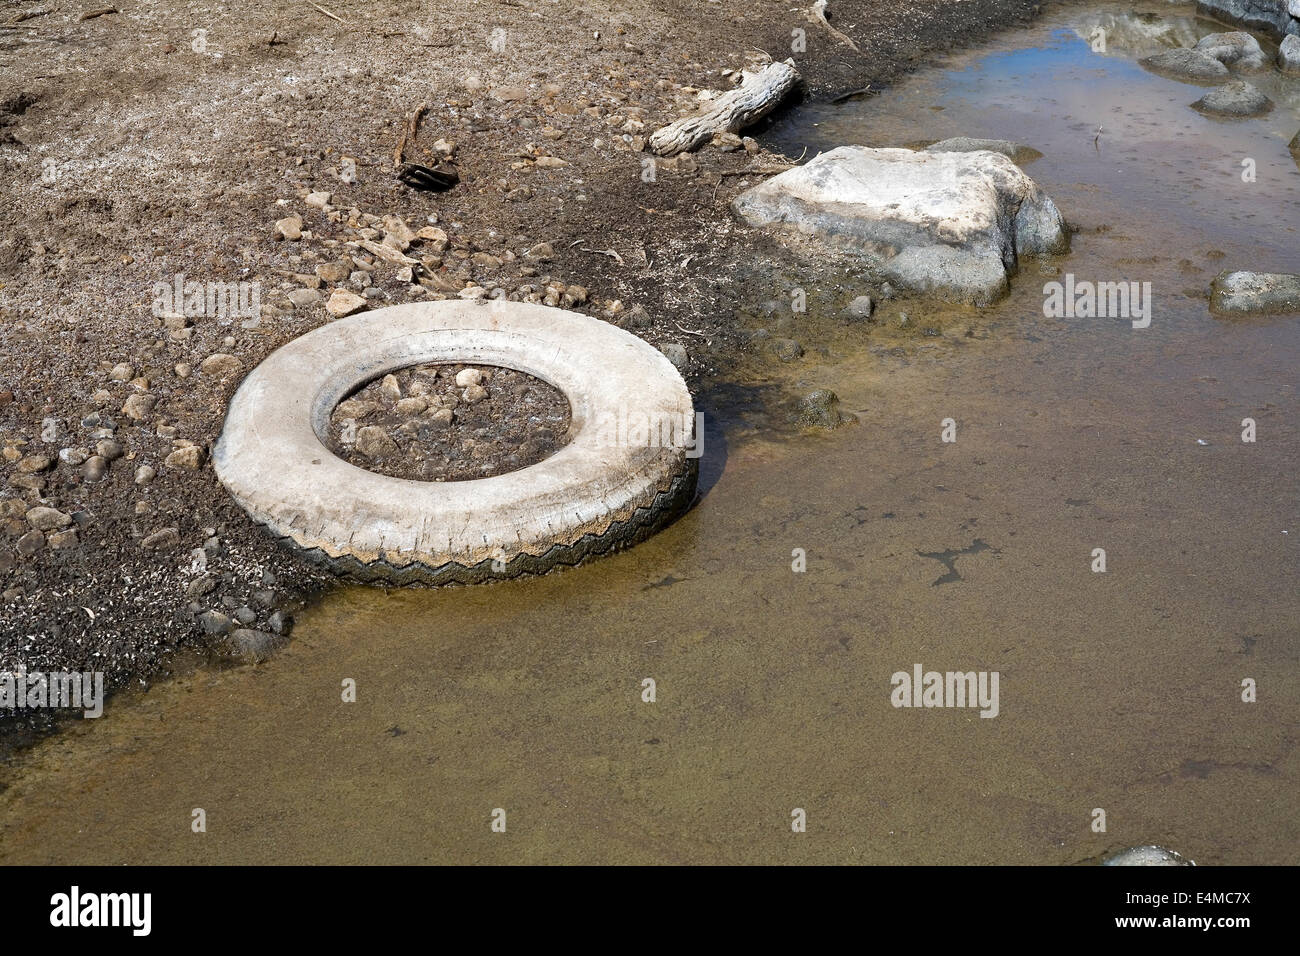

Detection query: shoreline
xmin=0 ymin=0 xmax=1050 ymax=752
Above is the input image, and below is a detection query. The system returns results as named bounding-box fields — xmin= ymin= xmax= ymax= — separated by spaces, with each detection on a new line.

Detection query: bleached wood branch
xmin=648 ymin=60 xmax=800 ymax=156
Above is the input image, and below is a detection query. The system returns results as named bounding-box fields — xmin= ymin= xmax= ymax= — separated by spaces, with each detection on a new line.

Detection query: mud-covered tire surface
xmin=213 ymin=301 xmax=698 ymax=585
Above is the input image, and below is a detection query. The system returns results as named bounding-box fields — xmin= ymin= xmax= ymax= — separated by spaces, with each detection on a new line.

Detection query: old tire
xmin=213 ymin=300 xmax=698 ymax=585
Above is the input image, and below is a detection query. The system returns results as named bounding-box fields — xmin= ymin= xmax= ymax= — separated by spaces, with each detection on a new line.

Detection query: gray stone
xmin=732 ymin=146 xmax=1067 ymax=306
xmin=355 ymin=425 xmax=399 ymax=459
xmin=1192 ymin=81 xmax=1273 ymax=117
xmin=1194 ymin=31 xmax=1269 ymax=70
xmin=1280 ymin=34 xmax=1300 ymax=74
xmin=15 ymin=529 xmax=44 ymax=557
xmin=197 ymin=609 xmax=232 ymax=635
xmin=288 ymin=287 xmax=321 ymax=307
xmin=844 ymin=295 xmax=875 ymax=319
xmin=25 ymin=506 xmax=72 ymax=531
xmin=1210 ymin=270 xmax=1300 ymax=315
xmin=1139 ymin=48 xmax=1230 ymax=83
xmin=661 ymin=342 xmax=688 ymax=369
xmin=81 ymin=455 xmax=108 ymax=481
xmin=1195 ymin=0 xmax=1295 ymax=41
xmin=95 ymin=439 xmax=123 ymax=461
xmin=924 ymin=137 xmax=1042 ymax=165
xmin=142 ymin=527 xmax=182 ymax=549
xmin=268 ymin=609 xmax=294 ymax=636
xmin=186 ymin=574 xmax=218 ymax=599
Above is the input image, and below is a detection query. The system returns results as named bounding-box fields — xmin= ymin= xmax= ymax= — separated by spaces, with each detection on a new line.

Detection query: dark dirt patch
xmin=324 ymin=363 xmax=571 ymax=482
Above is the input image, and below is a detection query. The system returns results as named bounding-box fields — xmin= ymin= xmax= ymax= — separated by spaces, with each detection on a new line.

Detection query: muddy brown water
xmin=1 ymin=1 xmax=1297 ymax=864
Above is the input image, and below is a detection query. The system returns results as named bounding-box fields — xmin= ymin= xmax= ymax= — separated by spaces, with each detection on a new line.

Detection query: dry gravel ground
xmin=0 ymin=0 xmax=1045 ymax=746
xmin=324 ymin=363 xmax=571 ymax=482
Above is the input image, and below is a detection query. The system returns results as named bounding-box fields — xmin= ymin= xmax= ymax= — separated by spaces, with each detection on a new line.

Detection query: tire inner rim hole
xmin=323 ymin=362 xmax=573 ymax=482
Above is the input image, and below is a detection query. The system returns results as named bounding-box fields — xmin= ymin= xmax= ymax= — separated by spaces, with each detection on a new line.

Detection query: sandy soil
xmin=0 ymin=0 xmax=1045 ymax=746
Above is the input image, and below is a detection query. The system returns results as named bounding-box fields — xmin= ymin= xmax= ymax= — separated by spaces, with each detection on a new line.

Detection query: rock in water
xmin=924 ymin=137 xmax=1043 ymax=165
xmin=797 ymin=389 xmax=855 ymax=429
xmin=1210 ymin=271 xmax=1300 ymax=315
xmin=1194 ymin=31 xmax=1269 ymax=70
xmin=1192 ymin=80 xmax=1273 ymax=117
xmin=1139 ymin=48 xmax=1230 ymax=83
xmin=731 ymin=146 xmax=1068 ymax=306
xmin=1103 ymin=845 xmax=1195 ymax=866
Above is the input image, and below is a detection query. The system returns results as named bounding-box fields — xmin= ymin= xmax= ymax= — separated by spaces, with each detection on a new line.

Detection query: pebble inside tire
xmin=213 ymin=300 xmax=698 ymax=585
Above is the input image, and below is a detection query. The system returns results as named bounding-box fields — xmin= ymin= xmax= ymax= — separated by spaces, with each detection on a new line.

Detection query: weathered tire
xmin=213 ymin=300 xmax=698 ymax=585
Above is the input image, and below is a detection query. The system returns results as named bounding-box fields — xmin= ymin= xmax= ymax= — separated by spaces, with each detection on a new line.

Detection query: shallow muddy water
xmin=1 ymin=1 xmax=1297 ymax=864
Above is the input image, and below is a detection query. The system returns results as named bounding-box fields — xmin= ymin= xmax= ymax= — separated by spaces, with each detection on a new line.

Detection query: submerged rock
xmin=227 ymin=628 xmax=287 ymax=664
xmin=924 ymin=137 xmax=1042 ymax=165
xmin=1139 ymin=48 xmax=1230 ymax=83
xmin=1192 ymin=80 xmax=1273 ymax=117
xmin=731 ymin=146 xmax=1068 ymax=306
xmin=1103 ymin=845 xmax=1195 ymax=866
xmin=1210 ymin=270 xmax=1300 ymax=315
xmin=797 ymin=389 xmax=855 ymax=429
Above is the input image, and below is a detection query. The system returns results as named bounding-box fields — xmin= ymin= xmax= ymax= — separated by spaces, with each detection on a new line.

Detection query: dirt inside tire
xmin=324 ymin=364 xmax=572 ymax=482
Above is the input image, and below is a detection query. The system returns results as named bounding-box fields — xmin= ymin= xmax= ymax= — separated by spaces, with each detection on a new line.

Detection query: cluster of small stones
xmin=0 ymin=378 xmax=295 ymax=652
xmin=272 ymin=187 xmax=598 ymax=323
xmin=326 ymin=364 xmax=571 ymax=483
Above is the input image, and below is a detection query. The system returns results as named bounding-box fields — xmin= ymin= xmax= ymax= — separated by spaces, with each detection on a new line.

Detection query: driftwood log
xmin=648 ymin=60 xmax=800 ymax=156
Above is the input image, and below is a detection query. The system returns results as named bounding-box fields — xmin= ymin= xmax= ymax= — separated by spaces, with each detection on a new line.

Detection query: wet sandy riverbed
xmin=1 ymin=1 xmax=1296 ymax=864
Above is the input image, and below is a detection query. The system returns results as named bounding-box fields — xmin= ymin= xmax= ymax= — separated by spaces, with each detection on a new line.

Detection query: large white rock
xmin=731 ymin=146 xmax=1068 ymax=305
